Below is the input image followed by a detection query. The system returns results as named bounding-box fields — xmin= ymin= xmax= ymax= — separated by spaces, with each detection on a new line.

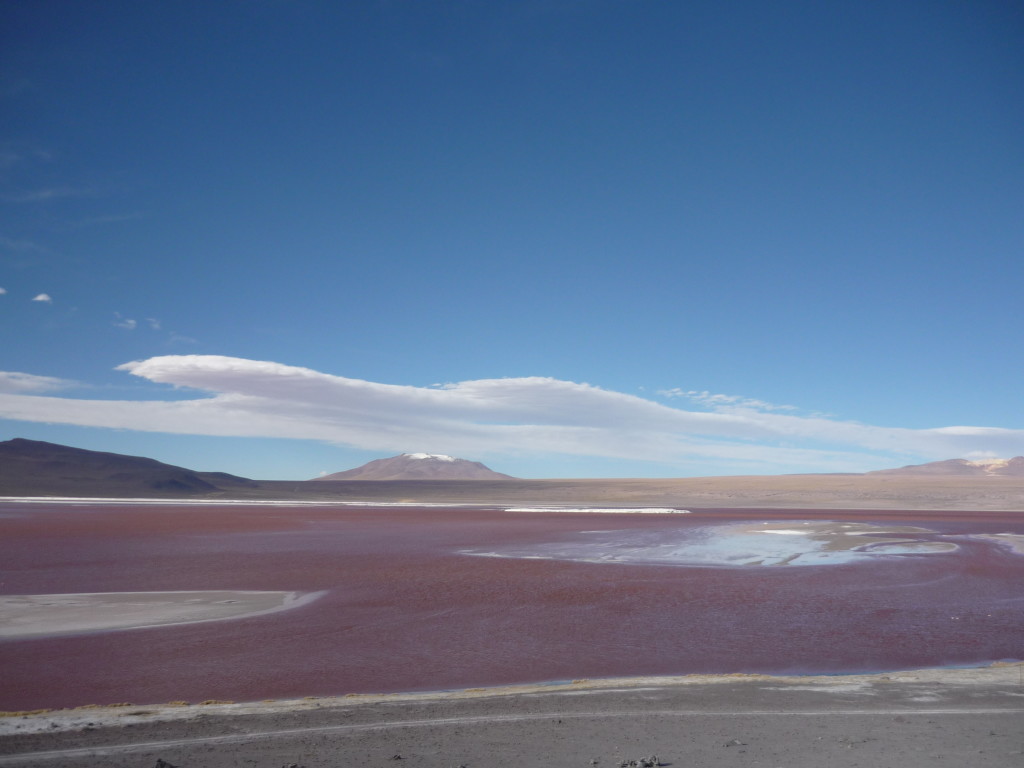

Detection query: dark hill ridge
xmin=315 ymin=453 xmax=516 ymax=481
xmin=0 ymin=438 xmax=258 ymax=497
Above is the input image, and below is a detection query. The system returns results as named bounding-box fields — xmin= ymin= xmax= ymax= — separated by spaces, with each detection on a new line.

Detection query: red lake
xmin=1 ymin=502 xmax=1022 ymax=710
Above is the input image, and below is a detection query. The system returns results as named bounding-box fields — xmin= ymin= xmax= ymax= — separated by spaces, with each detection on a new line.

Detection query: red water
xmin=1 ymin=503 xmax=1022 ymax=710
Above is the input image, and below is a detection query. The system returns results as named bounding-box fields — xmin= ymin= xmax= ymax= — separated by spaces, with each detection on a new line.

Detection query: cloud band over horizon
xmin=0 ymin=355 xmax=1021 ymax=475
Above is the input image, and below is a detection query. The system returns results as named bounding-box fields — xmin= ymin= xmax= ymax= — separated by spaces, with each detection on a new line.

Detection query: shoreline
xmin=4 ymin=665 xmax=1023 ymax=768
xmin=3 ymin=661 xmax=1023 ymax=732
xmin=5 ymin=495 xmax=1024 ymax=514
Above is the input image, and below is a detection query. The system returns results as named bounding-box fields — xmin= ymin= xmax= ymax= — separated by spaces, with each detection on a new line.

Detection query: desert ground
xmin=290 ymin=474 xmax=1024 ymax=511
xmin=178 ymin=473 xmax=1024 ymax=510
xmin=1 ymin=665 xmax=1022 ymax=767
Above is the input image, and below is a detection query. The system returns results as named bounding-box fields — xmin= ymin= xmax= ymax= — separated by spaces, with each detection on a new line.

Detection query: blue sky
xmin=1 ymin=1 xmax=1022 ymax=480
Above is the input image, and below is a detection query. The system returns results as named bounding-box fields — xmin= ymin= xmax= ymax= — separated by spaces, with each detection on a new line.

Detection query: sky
xmin=1 ymin=0 xmax=1022 ymax=480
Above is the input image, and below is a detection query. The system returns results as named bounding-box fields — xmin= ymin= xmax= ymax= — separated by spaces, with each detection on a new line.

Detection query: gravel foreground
xmin=1 ymin=665 xmax=1022 ymax=768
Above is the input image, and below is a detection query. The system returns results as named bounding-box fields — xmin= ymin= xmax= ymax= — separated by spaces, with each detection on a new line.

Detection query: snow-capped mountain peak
xmin=403 ymin=453 xmax=456 ymax=462
xmin=314 ymin=453 xmax=515 ymax=481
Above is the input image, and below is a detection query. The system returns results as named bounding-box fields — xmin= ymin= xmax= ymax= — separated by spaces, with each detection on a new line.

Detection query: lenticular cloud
xmin=0 ymin=354 xmax=1022 ymax=473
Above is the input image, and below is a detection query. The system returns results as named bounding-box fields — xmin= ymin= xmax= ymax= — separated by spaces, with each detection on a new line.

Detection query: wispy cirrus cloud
xmin=0 ymin=355 xmax=1021 ymax=475
xmin=0 ymin=371 xmax=76 ymax=394
xmin=0 ymin=235 xmax=49 ymax=254
xmin=68 ymin=212 xmax=146 ymax=228
xmin=0 ymin=144 xmax=53 ymax=170
xmin=4 ymin=185 xmax=95 ymax=203
xmin=112 ymin=313 xmax=162 ymax=331
xmin=659 ymin=388 xmax=798 ymax=413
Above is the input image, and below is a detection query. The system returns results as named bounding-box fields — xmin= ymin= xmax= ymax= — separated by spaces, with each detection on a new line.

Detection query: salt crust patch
xmin=0 ymin=590 xmax=323 ymax=639
xmin=0 ymin=496 xmax=348 ymax=506
xmin=763 ymin=682 xmax=875 ymax=694
xmin=506 ymin=507 xmax=691 ymax=514
xmin=464 ymin=521 xmax=961 ymax=567
xmin=968 ymin=533 xmax=1024 ymax=555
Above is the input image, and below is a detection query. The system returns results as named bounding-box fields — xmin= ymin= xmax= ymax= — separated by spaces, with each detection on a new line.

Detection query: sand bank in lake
xmin=0 ymin=590 xmax=321 ymax=640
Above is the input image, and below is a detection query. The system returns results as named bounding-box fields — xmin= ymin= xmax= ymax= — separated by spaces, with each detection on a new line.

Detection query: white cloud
xmin=113 ymin=313 xmax=137 ymax=330
xmin=0 ymin=287 xmax=6 ymax=295
xmin=659 ymin=388 xmax=797 ymax=412
xmin=0 ymin=355 xmax=1021 ymax=474
xmin=31 ymin=293 xmax=52 ymax=303
xmin=113 ymin=314 xmax=160 ymax=331
xmin=0 ymin=371 xmax=75 ymax=394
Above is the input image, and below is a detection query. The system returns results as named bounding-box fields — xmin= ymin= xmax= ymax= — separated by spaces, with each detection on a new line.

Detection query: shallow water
xmin=463 ymin=520 xmax=961 ymax=567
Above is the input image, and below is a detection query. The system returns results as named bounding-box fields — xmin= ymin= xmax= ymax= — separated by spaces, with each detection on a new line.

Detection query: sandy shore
xmin=1 ymin=665 xmax=1022 ymax=767
xmin=0 ymin=591 xmax=321 ymax=640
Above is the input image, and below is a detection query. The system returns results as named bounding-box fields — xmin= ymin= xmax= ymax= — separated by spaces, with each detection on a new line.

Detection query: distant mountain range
xmin=0 ymin=440 xmax=515 ymax=496
xmin=316 ymin=453 xmax=515 ymax=481
xmin=867 ymin=457 xmax=1024 ymax=476
xmin=2 ymin=438 xmax=1024 ymax=507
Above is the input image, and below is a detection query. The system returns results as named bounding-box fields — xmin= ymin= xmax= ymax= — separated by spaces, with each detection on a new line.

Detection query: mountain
xmin=867 ymin=457 xmax=1024 ymax=476
xmin=315 ymin=453 xmax=516 ymax=481
xmin=0 ymin=438 xmax=258 ymax=497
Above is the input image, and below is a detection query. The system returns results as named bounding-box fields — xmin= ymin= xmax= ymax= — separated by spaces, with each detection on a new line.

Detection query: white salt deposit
xmin=505 ymin=507 xmax=691 ymax=514
xmin=0 ymin=496 xmax=348 ymax=506
xmin=465 ymin=521 xmax=961 ymax=567
xmin=0 ymin=590 xmax=324 ymax=639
